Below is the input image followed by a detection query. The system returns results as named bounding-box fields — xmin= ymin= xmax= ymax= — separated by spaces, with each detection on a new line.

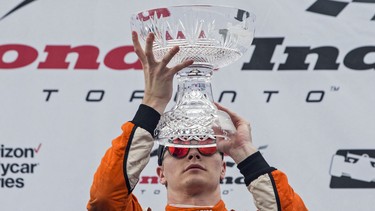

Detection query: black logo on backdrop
xmin=0 ymin=143 xmax=41 ymax=188
xmin=1 ymin=0 xmax=37 ymax=21
xmin=307 ymin=0 xmax=375 ymax=20
xmin=329 ymin=149 xmax=375 ymax=188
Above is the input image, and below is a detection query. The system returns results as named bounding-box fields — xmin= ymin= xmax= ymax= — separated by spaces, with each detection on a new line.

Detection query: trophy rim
xmin=130 ymin=4 xmax=256 ymax=21
xmin=130 ymin=4 xmax=256 ymax=70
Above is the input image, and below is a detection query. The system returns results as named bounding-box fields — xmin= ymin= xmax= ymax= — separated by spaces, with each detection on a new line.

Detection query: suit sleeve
xmin=237 ymin=152 xmax=308 ymax=211
xmin=87 ymin=104 xmax=160 ymax=211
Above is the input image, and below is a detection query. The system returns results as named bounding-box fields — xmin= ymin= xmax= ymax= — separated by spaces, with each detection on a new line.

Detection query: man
xmin=87 ymin=32 xmax=307 ymax=211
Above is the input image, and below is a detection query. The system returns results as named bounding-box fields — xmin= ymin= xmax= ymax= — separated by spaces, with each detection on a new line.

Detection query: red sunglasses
xmin=167 ymin=146 xmax=218 ymax=159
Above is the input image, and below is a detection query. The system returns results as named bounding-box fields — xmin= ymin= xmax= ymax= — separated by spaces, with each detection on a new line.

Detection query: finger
xmin=215 ymin=103 xmax=232 ymax=114
xmin=216 ymin=136 xmax=232 ymax=156
xmin=145 ymin=33 xmax=156 ymax=64
xmin=159 ymin=46 xmax=180 ymax=68
xmin=215 ymin=103 xmax=244 ymax=126
xmin=169 ymin=59 xmax=194 ymax=76
xmin=132 ymin=31 xmax=147 ymax=64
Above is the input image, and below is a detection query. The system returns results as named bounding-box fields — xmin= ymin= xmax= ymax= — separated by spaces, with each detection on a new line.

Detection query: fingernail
xmin=172 ymin=46 xmax=179 ymax=52
xmin=132 ymin=31 xmax=137 ymax=38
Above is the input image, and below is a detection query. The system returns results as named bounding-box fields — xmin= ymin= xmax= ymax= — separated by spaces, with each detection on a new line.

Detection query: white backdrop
xmin=1 ymin=0 xmax=375 ymax=210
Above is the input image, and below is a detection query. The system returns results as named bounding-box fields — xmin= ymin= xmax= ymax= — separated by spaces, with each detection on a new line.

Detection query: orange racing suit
xmin=87 ymin=104 xmax=307 ymax=211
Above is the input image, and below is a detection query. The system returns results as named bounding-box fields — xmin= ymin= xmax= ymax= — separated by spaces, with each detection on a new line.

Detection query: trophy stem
xmin=154 ymin=65 xmax=236 ymax=147
xmin=174 ymin=66 xmax=215 ymax=110
xmin=155 ymin=66 xmax=236 ymax=147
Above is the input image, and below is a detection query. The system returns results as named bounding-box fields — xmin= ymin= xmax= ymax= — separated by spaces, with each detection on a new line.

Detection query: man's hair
xmin=157 ymin=145 xmax=224 ymax=166
xmin=157 ymin=145 xmax=165 ymax=166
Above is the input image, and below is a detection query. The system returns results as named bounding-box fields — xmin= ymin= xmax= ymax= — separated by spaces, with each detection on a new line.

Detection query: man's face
xmin=156 ymin=148 xmax=226 ymax=193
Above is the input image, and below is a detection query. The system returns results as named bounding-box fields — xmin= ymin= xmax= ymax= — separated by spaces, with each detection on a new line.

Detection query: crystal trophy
xmin=130 ymin=5 xmax=255 ymax=147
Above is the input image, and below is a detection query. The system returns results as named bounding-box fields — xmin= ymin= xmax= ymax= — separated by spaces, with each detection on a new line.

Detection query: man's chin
xmin=183 ymin=176 xmax=211 ymax=189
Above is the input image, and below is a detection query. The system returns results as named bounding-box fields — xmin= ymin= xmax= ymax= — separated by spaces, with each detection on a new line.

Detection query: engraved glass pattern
xmin=130 ymin=5 xmax=255 ymax=147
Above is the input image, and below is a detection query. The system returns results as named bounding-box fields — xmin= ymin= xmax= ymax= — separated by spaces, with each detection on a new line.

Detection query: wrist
xmin=230 ymin=144 xmax=258 ymax=164
xmin=142 ymin=98 xmax=168 ymax=115
xmin=237 ymin=151 xmax=276 ymax=186
xmin=132 ymin=104 xmax=161 ymax=136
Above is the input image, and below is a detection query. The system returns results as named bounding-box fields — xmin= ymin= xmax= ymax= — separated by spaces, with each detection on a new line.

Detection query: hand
xmin=215 ymin=103 xmax=258 ymax=164
xmin=132 ymin=31 xmax=194 ymax=114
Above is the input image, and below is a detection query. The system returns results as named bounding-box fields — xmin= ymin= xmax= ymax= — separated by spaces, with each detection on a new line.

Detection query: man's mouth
xmin=185 ymin=164 xmax=206 ymax=172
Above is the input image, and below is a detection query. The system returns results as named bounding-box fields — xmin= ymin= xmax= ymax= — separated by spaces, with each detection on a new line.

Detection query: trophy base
xmin=156 ymin=109 xmax=236 ymax=148
xmin=155 ymin=67 xmax=236 ymax=147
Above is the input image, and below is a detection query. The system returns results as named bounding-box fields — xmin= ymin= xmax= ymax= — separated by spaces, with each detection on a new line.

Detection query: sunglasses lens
xmin=199 ymin=147 xmax=217 ymax=156
xmin=168 ymin=147 xmax=189 ymax=158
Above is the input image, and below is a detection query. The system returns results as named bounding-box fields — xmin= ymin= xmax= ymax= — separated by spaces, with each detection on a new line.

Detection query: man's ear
xmin=220 ymin=161 xmax=226 ymax=180
xmin=156 ymin=166 xmax=167 ymax=185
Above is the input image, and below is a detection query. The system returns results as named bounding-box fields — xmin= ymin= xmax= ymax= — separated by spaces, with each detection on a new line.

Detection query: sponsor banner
xmin=0 ymin=0 xmax=375 ymax=210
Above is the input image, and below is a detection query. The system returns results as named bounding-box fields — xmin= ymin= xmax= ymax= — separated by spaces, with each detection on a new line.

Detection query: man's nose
xmin=187 ymin=148 xmax=201 ymax=160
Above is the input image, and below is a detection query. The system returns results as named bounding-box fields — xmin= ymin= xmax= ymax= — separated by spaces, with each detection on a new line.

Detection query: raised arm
xmin=87 ymin=32 xmax=193 ymax=211
xmin=216 ymin=103 xmax=308 ymax=211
